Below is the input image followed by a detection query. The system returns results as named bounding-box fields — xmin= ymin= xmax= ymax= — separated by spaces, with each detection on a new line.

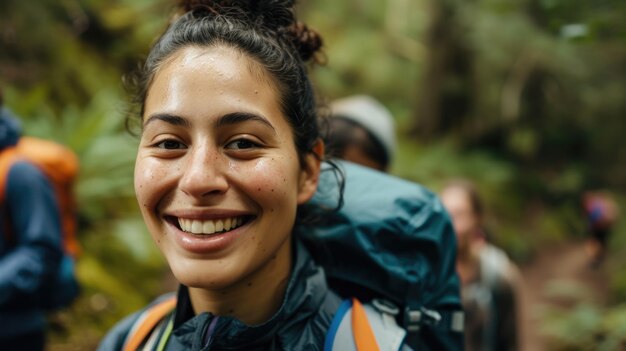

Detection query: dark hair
xmin=127 ymin=0 xmax=344 ymax=217
xmin=323 ymin=117 xmax=389 ymax=170
xmin=127 ymin=0 xmax=323 ymax=163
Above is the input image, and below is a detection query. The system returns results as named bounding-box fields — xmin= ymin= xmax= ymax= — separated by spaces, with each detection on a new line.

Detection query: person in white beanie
xmin=325 ymin=95 xmax=396 ymax=172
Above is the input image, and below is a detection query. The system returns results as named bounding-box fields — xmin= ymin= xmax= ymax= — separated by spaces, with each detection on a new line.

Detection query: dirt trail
xmin=519 ymin=240 xmax=609 ymax=351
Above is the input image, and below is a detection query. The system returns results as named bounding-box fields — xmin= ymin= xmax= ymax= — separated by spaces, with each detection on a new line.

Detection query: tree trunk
xmin=410 ymin=0 xmax=474 ymax=142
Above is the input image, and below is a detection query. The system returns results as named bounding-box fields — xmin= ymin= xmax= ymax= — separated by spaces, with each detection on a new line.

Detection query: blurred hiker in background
xmin=582 ymin=190 xmax=619 ymax=267
xmin=0 ymin=87 xmax=64 ymax=351
xmin=441 ymin=179 xmax=522 ymax=351
xmin=324 ymin=95 xmax=396 ymax=172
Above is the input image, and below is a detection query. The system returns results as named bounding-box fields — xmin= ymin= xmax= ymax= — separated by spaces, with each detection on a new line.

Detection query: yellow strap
xmin=123 ymin=296 xmax=177 ymax=351
xmin=351 ymin=298 xmax=380 ymax=351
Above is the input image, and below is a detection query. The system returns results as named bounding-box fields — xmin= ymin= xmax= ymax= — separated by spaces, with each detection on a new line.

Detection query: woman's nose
xmin=179 ymin=144 xmax=229 ymax=197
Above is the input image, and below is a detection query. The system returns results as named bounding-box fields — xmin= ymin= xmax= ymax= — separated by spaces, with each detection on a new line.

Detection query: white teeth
xmin=202 ymin=220 xmax=215 ymax=234
xmin=191 ymin=221 xmax=203 ymax=234
xmin=178 ymin=217 xmax=245 ymax=235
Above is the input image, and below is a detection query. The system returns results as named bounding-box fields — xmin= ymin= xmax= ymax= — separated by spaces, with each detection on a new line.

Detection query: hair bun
xmin=177 ymin=0 xmax=322 ymax=62
xmin=285 ymin=22 xmax=323 ymax=62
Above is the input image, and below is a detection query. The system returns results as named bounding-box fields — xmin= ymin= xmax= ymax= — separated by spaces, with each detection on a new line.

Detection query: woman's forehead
xmin=143 ymin=45 xmax=291 ymax=133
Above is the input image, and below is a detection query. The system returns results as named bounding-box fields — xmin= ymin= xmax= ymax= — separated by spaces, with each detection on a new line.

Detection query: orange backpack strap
xmin=0 ymin=147 xmax=20 ymax=203
xmin=325 ymin=298 xmax=407 ymax=351
xmin=1 ymin=147 xmax=21 ymax=241
xmin=351 ymin=298 xmax=380 ymax=351
xmin=122 ymin=295 xmax=177 ymax=351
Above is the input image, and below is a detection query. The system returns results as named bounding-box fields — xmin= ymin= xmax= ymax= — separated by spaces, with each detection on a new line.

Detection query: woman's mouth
xmin=173 ymin=216 xmax=252 ymax=235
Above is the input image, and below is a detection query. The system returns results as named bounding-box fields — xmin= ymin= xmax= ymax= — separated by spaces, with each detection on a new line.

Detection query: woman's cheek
xmin=241 ymin=157 xmax=298 ymax=205
xmin=135 ymin=156 xmax=171 ymax=207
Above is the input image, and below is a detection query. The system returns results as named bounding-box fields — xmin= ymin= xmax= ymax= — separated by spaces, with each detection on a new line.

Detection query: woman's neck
xmin=187 ymin=238 xmax=293 ymax=325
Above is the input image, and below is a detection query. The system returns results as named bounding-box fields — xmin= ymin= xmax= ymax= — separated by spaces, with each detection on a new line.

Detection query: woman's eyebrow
xmin=216 ymin=112 xmax=276 ymax=134
xmin=143 ymin=113 xmax=190 ymax=127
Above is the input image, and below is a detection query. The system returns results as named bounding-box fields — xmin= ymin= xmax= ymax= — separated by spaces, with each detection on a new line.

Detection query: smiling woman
xmin=96 ymin=0 xmax=345 ymax=350
xmin=136 ymin=45 xmax=320 ymax=313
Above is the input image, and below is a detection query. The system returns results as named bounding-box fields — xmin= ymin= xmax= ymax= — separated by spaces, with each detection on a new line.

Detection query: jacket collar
xmin=170 ymin=239 xmax=329 ymax=349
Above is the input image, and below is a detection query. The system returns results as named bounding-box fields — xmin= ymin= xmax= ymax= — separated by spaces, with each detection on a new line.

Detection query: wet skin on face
xmin=135 ymin=45 xmax=320 ymax=322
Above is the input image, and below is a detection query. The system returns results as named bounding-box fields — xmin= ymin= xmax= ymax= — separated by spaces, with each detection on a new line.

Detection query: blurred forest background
xmin=1 ymin=0 xmax=625 ymax=350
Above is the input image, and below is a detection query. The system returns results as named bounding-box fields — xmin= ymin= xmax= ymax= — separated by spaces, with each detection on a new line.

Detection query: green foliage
xmin=1 ymin=1 xmax=172 ymax=345
xmin=540 ymin=198 xmax=626 ymax=350
xmin=542 ymin=302 xmax=626 ymax=351
xmin=2 ymin=0 xmax=625 ymax=348
xmin=302 ymin=0 xmax=425 ymax=125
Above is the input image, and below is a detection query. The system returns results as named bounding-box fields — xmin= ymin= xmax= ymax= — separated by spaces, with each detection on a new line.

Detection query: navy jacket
xmin=0 ymin=108 xmax=63 ymax=338
xmin=98 ymin=240 xmax=342 ymax=350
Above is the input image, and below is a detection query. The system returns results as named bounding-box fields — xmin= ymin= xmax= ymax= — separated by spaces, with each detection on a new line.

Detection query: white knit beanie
xmin=330 ymin=95 xmax=396 ymax=161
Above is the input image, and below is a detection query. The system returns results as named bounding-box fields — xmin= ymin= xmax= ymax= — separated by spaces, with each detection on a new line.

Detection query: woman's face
xmin=135 ymin=45 xmax=320 ymax=290
xmin=440 ymin=187 xmax=479 ymax=250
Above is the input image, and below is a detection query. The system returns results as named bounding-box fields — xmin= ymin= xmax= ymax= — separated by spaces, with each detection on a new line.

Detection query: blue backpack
xmin=298 ymin=161 xmax=464 ymax=350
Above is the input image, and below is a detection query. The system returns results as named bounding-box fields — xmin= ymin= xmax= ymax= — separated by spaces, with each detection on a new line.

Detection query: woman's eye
xmin=225 ymin=139 xmax=259 ymax=150
xmin=156 ymin=140 xmax=186 ymax=149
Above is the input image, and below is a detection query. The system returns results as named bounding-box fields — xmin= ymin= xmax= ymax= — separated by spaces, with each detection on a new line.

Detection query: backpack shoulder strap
xmin=1 ymin=147 xmax=21 ymax=243
xmin=325 ymin=298 xmax=407 ymax=351
xmin=122 ymin=294 xmax=177 ymax=351
xmin=0 ymin=146 xmax=20 ymax=203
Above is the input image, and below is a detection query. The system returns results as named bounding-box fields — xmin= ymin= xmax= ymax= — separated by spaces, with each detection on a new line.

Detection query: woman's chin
xmin=171 ymin=264 xmax=240 ymax=291
xmin=182 ymin=278 xmax=235 ymax=290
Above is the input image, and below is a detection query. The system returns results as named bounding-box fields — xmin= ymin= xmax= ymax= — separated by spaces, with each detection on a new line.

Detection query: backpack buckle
xmin=371 ymin=298 xmax=400 ymax=316
xmin=404 ymin=306 xmax=441 ymax=331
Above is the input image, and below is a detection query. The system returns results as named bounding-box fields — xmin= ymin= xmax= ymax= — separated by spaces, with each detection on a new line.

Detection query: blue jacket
xmin=0 ymin=108 xmax=63 ymax=338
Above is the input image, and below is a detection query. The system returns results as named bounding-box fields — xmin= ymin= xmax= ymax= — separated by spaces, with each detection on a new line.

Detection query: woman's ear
xmin=297 ymin=139 xmax=324 ymax=204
